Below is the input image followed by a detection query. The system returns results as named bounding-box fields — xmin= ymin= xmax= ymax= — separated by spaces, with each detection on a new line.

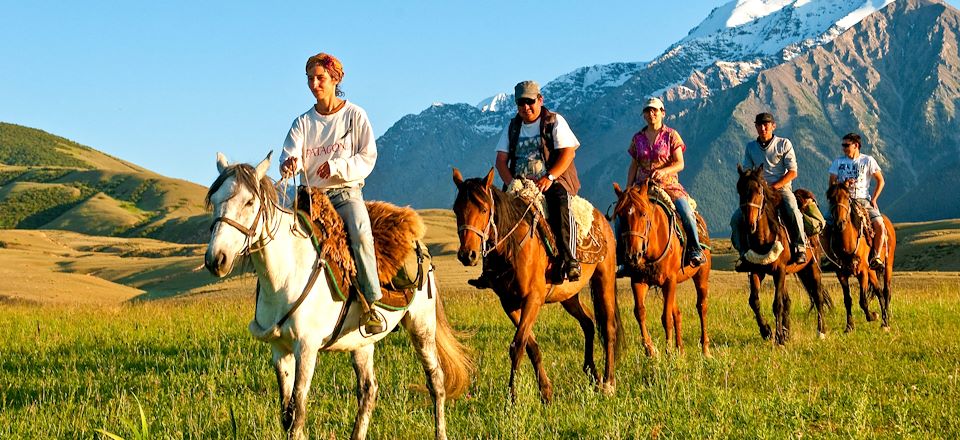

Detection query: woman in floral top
xmin=625 ymin=97 xmax=706 ymax=267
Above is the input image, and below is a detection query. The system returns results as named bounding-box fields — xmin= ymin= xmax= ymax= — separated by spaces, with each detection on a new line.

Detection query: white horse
xmin=204 ymin=152 xmax=472 ymax=440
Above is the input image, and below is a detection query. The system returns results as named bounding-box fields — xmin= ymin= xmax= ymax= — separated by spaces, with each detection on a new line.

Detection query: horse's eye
xmin=246 ymin=199 xmax=255 ymax=207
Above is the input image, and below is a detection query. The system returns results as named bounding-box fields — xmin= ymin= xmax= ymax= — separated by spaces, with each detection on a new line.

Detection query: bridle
xmin=617 ymin=189 xmax=673 ymax=266
xmin=740 ymin=182 xmax=765 ymax=233
xmin=209 ymin=182 xmax=280 ymax=256
xmin=457 ymin=186 xmax=537 ymax=257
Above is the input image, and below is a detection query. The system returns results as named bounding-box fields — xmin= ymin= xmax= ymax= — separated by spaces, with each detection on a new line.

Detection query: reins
xmin=619 ymin=195 xmax=675 ymax=266
xmin=458 ymin=187 xmax=538 ymax=257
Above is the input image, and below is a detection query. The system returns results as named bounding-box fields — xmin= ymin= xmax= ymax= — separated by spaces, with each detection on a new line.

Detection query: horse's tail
xmin=433 ymin=281 xmax=475 ymax=398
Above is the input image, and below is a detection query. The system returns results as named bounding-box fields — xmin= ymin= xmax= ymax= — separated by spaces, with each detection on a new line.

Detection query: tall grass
xmin=1 ymin=274 xmax=958 ymax=439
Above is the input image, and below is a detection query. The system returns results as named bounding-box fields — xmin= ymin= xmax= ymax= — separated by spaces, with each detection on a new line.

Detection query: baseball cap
xmin=755 ymin=112 xmax=775 ymax=124
xmin=514 ymin=81 xmax=541 ymax=100
xmin=643 ymin=97 xmax=665 ymax=111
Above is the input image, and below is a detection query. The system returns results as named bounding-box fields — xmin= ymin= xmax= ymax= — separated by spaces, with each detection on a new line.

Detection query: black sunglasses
xmin=516 ymin=97 xmax=537 ymax=106
xmin=841 ymin=142 xmax=855 ymax=148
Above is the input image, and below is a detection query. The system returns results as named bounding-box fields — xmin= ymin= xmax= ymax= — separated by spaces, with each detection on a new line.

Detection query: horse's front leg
xmin=630 ymin=281 xmax=656 ymax=357
xmin=506 ymin=296 xmax=547 ymax=403
xmin=838 ymin=273 xmax=855 ymax=332
xmin=662 ymin=278 xmax=683 ymax=355
xmin=857 ymin=270 xmax=879 ymax=322
xmin=772 ymin=270 xmax=790 ymax=345
xmin=350 ymin=344 xmax=379 ymax=440
xmin=289 ymin=342 xmax=319 ymax=440
xmin=272 ymin=347 xmax=296 ymax=430
xmin=748 ymin=273 xmax=771 ymax=340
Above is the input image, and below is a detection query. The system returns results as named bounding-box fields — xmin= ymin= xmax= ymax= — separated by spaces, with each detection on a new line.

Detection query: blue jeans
xmin=325 ymin=187 xmax=382 ymax=303
xmin=674 ymin=197 xmax=702 ymax=250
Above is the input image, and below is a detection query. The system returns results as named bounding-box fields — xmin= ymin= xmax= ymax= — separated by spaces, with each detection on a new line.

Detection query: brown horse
xmin=452 ymin=168 xmax=622 ymax=400
xmin=612 ymin=182 xmax=711 ymax=357
xmin=736 ymin=165 xmax=830 ymax=344
xmin=824 ymin=182 xmax=896 ymax=332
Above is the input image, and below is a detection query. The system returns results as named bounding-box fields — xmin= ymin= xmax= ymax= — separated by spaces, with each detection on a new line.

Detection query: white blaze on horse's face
xmin=205 ymin=152 xmax=272 ymax=277
xmin=206 ymin=176 xmax=258 ymax=276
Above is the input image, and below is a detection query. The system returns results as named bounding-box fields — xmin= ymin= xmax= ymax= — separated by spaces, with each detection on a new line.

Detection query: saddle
xmin=505 ymin=179 xmax=607 ymax=264
xmin=850 ymin=201 xmax=876 ymax=242
xmin=646 ymin=184 xmax=711 ymax=253
xmin=296 ymin=187 xmax=430 ymax=310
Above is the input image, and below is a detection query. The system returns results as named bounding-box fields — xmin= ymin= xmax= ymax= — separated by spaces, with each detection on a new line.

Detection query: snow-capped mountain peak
xmin=476 ymin=93 xmax=511 ymax=112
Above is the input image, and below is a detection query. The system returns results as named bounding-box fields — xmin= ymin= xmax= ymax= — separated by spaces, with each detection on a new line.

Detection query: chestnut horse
xmin=824 ymin=182 xmax=896 ymax=332
xmin=612 ymin=182 xmax=711 ymax=357
xmin=452 ymin=168 xmax=622 ymax=400
xmin=736 ymin=165 xmax=830 ymax=344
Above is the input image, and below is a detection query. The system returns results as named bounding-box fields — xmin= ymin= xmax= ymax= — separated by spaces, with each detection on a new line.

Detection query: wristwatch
xmin=547 ymin=173 xmax=557 ymax=181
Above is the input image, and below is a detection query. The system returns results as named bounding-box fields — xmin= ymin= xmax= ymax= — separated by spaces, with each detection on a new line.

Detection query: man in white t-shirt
xmin=469 ymin=80 xmax=582 ymax=287
xmin=828 ymin=132 xmax=887 ymax=268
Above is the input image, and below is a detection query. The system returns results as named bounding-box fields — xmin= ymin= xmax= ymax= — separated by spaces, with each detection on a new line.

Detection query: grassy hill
xmin=0 ymin=122 xmax=210 ymax=243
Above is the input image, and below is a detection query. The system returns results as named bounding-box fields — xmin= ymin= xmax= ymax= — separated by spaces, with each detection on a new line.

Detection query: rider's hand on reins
xmin=280 ymin=157 xmax=298 ymax=178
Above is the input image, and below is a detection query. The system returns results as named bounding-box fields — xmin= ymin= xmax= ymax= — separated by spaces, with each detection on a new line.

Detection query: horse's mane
xmin=826 ymin=182 xmax=849 ymax=207
xmin=205 ymin=163 xmax=279 ymax=212
xmin=737 ymin=167 xmax=781 ymax=230
xmin=459 ymin=178 xmax=538 ymax=262
xmin=613 ymin=184 xmax=652 ymax=218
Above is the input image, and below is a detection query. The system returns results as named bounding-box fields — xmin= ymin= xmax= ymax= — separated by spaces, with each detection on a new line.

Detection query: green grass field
xmin=2 ymin=270 xmax=958 ymax=439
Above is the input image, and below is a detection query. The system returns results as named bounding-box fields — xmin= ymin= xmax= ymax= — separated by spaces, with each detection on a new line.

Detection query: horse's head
xmin=613 ymin=182 xmax=655 ymax=267
xmin=737 ymin=164 xmax=769 ymax=233
xmin=204 ymin=152 xmax=276 ymax=277
xmin=452 ymin=168 xmax=495 ymax=266
xmin=826 ymin=182 xmax=852 ymax=229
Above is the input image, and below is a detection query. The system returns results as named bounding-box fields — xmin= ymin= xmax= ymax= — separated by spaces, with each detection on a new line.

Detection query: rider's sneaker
xmin=467 ymin=271 xmax=493 ymax=289
xmin=734 ymin=256 xmax=750 ymax=272
xmin=362 ymin=309 xmax=386 ymax=335
xmin=565 ymin=259 xmax=582 ymax=282
xmin=869 ymin=256 xmax=884 ymax=270
xmin=789 ymin=247 xmax=807 ymax=265
xmin=615 ymin=264 xmax=629 ymax=278
xmin=686 ymin=247 xmax=706 ymax=268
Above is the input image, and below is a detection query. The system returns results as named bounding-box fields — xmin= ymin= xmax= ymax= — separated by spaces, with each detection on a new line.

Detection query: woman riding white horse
xmin=204 ymin=152 xmax=472 ymax=440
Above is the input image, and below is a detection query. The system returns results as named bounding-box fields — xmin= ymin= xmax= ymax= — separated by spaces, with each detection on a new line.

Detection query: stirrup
xmin=362 ymin=309 xmax=386 ymax=335
xmin=565 ymin=259 xmax=582 ymax=282
xmin=686 ymin=246 xmax=706 ymax=268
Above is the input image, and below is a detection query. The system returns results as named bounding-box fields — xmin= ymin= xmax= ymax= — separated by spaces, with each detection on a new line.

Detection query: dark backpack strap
xmin=507 ymin=116 xmax=522 ymax=176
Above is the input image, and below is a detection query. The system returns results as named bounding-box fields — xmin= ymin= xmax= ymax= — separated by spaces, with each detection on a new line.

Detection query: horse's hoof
xmin=644 ymin=345 xmax=657 ymax=358
xmin=881 ymin=325 xmax=891 ymax=332
xmin=845 ymin=324 xmax=854 ymax=333
xmin=817 ymin=332 xmax=827 ymax=340
xmin=598 ymin=382 xmax=616 ymax=396
xmin=760 ymin=326 xmax=772 ymax=340
xmin=702 ymin=348 xmax=713 ymax=359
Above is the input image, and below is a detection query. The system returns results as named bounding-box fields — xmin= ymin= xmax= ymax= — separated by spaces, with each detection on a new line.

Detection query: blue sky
xmin=2 ymin=0 xmax=950 ymax=186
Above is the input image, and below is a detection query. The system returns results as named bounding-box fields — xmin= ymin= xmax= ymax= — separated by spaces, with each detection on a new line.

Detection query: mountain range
xmin=366 ymin=0 xmax=960 ymax=232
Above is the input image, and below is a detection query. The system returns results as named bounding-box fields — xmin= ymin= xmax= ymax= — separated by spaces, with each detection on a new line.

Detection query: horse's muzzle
xmin=204 ymin=248 xmax=232 ymax=277
xmin=625 ymin=252 xmax=643 ymax=268
xmin=457 ymin=248 xmax=480 ymax=266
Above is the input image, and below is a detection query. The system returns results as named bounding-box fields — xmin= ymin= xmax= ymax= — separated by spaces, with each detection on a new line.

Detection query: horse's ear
xmin=737 ymin=163 xmax=744 ymax=176
xmin=452 ymin=168 xmax=464 ymax=187
xmin=639 ymin=180 xmax=650 ymax=196
xmin=483 ymin=168 xmax=495 ymax=189
xmin=613 ymin=182 xmax=623 ymax=198
xmin=754 ymin=164 xmax=764 ymax=174
xmin=216 ymin=152 xmax=230 ymax=174
xmin=254 ymin=151 xmax=272 ymax=180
